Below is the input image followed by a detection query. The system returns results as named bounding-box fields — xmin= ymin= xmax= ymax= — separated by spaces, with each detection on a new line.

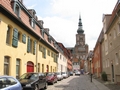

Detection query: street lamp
xmin=89 ymin=58 xmax=92 ymax=82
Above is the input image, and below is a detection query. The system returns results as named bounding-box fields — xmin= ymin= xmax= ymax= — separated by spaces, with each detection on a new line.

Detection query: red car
xmin=46 ymin=72 xmax=57 ymax=85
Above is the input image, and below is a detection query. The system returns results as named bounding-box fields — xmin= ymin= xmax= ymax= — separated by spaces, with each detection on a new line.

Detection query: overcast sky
xmin=23 ymin=0 xmax=117 ymax=50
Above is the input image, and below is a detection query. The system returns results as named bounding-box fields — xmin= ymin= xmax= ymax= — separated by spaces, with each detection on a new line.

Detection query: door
xmin=111 ymin=64 xmax=114 ymax=82
xmin=27 ymin=61 xmax=34 ymax=72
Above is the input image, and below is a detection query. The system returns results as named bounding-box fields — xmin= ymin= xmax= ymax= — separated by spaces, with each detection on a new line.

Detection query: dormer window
xmin=30 ymin=18 xmax=35 ymax=29
xmin=53 ymin=41 xmax=56 ymax=47
xmin=41 ymin=29 xmax=44 ymax=38
xmin=48 ymin=35 xmax=51 ymax=43
xmin=12 ymin=0 xmax=21 ymax=17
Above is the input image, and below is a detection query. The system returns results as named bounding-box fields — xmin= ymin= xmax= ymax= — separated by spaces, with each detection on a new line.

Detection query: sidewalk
xmin=86 ymin=75 xmax=110 ymax=90
xmin=92 ymin=77 xmax=110 ymax=90
xmin=94 ymin=77 xmax=120 ymax=90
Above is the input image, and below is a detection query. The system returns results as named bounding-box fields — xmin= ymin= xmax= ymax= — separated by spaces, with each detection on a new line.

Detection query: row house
xmin=101 ymin=0 xmax=120 ymax=84
xmin=90 ymin=0 xmax=120 ymax=84
xmin=92 ymin=30 xmax=103 ymax=78
xmin=57 ymin=42 xmax=67 ymax=72
xmin=57 ymin=43 xmax=73 ymax=72
xmin=0 ymin=0 xmax=65 ymax=78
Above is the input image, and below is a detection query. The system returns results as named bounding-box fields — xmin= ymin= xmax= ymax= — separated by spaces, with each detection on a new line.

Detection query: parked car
xmin=46 ymin=72 xmax=57 ymax=85
xmin=19 ymin=72 xmax=47 ymax=90
xmin=70 ymin=71 xmax=73 ymax=76
xmin=0 ymin=75 xmax=22 ymax=90
xmin=62 ymin=72 xmax=68 ymax=78
xmin=75 ymin=71 xmax=81 ymax=76
xmin=56 ymin=72 xmax=63 ymax=81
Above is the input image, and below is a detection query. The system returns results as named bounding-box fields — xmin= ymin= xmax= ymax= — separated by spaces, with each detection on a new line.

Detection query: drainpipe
xmin=36 ymin=40 xmax=38 ymax=72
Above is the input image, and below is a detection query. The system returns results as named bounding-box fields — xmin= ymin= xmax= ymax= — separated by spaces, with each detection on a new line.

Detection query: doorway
xmin=111 ymin=64 xmax=114 ymax=82
xmin=27 ymin=61 xmax=34 ymax=72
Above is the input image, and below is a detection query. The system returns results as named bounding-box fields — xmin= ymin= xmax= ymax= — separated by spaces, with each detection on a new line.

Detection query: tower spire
xmin=77 ymin=14 xmax=84 ymax=34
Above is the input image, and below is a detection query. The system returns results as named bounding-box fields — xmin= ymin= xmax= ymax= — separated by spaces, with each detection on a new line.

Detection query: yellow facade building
xmin=0 ymin=0 xmax=58 ymax=78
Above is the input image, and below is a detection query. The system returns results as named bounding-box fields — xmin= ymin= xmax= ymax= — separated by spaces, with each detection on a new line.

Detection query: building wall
xmin=57 ymin=53 xmax=67 ymax=72
xmin=0 ymin=0 xmax=58 ymax=78
xmin=67 ymin=58 xmax=72 ymax=71
xmin=93 ymin=43 xmax=102 ymax=78
xmin=101 ymin=1 xmax=120 ymax=84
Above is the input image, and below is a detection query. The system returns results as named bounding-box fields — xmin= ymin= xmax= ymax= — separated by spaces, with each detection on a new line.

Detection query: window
xmin=105 ymin=60 xmax=107 ymax=68
xmin=54 ymin=54 xmax=56 ymax=62
xmin=80 ymin=38 xmax=83 ymax=41
xmin=39 ymin=45 xmax=43 ymax=52
xmin=6 ymin=26 xmax=11 ymax=44
xmin=27 ymin=36 xmax=30 ymax=52
xmin=114 ymin=29 xmax=117 ymax=38
xmin=108 ymin=59 xmax=109 ymax=67
xmin=41 ymin=29 xmax=44 ymax=38
xmin=60 ymin=55 xmax=61 ymax=59
xmin=30 ymin=18 xmax=35 ymax=29
xmin=30 ymin=39 xmax=33 ymax=53
xmin=4 ymin=56 xmax=10 ymax=75
xmin=42 ymin=47 xmax=46 ymax=58
xmin=109 ymin=33 xmax=111 ymax=40
xmin=38 ymin=63 xmax=40 ymax=72
xmin=18 ymin=31 xmax=22 ymax=41
xmin=47 ymin=50 xmax=50 ymax=56
xmin=48 ymin=35 xmax=51 ymax=43
xmin=33 ymin=40 xmax=36 ymax=55
xmin=105 ymin=40 xmax=108 ymax=54
xmin=16 ymin=59 xmax=20 ymax=79
xmin=51 ymin=52 xmax=53 ymax=57
xmin=115 ymin=53 xmax=119 ymax=65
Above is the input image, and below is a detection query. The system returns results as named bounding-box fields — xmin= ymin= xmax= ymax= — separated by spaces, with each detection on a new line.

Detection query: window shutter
xmin=27 ymin=37 xmax=30 ymax=52
xmin=22 ymin=34 xmax=26 ymax=44
xmin=12 ymin=28 xmax=18 ymax=47
xmin=33 ymin=40 xmax=36 ymax=55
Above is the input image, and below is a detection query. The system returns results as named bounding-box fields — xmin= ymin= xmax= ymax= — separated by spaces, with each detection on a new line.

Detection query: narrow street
xmin=47 ymin=75 xmax=107 ymax=90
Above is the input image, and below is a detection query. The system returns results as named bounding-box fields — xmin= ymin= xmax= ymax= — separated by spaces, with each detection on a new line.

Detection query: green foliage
xmin=101 ymin=72 xmax=107 ymax=81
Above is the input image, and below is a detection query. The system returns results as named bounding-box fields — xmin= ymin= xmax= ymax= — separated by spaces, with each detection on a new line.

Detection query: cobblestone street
xmin=46 ymin=75 xmax=112 ymax=90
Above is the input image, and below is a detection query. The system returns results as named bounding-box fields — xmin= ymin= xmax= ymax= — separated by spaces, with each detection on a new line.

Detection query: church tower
xmin=73 ymin=15 xmax=88 ymax=71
